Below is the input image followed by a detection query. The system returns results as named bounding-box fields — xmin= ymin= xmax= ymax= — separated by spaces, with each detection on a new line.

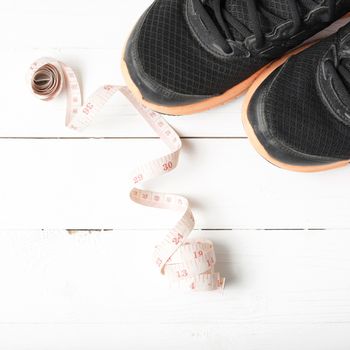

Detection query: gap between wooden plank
xmin=4 ymin=228 xmax=344 ymax=233
xmin=65 ymin=228 xmax=332 ymax=234
xmin=0 ymin=138 xmax=348 ymax=229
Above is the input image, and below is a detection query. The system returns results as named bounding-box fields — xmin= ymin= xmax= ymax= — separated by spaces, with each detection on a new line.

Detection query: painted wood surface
xmin=1 ymin=0 xmax=350 ymax=349
xmin=0 ymin=139 xmax=349 ymax=229
xmin=0 ymin=230 xmax=350 ymax=350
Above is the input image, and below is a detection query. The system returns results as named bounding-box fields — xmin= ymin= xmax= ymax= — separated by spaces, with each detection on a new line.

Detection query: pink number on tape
xmin=28 ymin=57 xmax=225 ymax=291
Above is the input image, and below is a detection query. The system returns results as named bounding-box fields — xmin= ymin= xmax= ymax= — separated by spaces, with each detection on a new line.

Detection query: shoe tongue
xmin=224 ymin=0 xmax=322 ymax=40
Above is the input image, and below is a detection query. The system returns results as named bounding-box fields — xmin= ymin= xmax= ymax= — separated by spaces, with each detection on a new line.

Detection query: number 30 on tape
xmin=28 ymin=57 xmax=225 ymax=292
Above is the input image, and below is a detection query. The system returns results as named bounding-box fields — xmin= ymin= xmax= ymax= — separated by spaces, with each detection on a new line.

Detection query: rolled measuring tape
xmin=28 ymin=58 xmax=225 ymax=292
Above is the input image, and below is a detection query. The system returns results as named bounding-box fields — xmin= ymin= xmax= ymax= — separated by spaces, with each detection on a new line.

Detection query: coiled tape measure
xmin=28 ymin=58 xmax=225 ymax=292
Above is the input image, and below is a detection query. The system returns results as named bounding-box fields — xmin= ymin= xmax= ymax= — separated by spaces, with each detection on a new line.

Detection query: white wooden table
xmin=1 ymin=1 xmax=350 ymax=349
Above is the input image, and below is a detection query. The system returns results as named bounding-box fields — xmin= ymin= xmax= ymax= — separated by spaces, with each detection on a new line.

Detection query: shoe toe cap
xmin=122 ymin=0 xmax=214 ymax=108
xmin=247 ymin=67 xmax=343 ymax=168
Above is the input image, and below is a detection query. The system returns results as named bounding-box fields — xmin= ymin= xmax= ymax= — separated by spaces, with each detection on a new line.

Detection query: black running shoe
xmin=122 ymin=0 xmax=350 ymax=115
xmin=243 ymin=22 xmax=350 ymax=172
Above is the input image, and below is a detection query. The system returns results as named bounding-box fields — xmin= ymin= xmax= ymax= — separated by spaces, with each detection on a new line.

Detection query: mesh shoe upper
xmin=262 ymin=31 xmax=350 ymax=159
xmin=137 ymin=0 xmax=270 ymax=96
xmin=124 ymin=0 xmax=350 ymax=110
xmin=225 ymin=0 xmax=323 ymax=41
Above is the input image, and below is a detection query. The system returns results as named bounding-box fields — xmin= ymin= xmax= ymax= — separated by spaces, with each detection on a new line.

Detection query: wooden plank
xmin=1 ymin=48 xmax=245 ymax=138
xmin=1 ymin=324 xmax=350 ymax=350
xmin=0 ymin=138 xmax=349 ymax=229
xmin=0 ymin=0 xmax=152 ymax=49
xmin=0 ymin=229 xmax=350 ymax=332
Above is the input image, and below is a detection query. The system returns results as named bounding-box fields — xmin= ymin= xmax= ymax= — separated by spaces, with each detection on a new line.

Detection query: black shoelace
xmin=338 ymin=55 xmax=350 ymax=91
xmin=324 ymin=32 xmax=350 ymax=91
xmin=195 ymin=0 xmax=336 ymax=50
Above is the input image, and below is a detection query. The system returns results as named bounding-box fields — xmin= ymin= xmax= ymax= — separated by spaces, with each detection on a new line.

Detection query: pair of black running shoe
xmin=123 ymin=0 xmax=350 ymax=172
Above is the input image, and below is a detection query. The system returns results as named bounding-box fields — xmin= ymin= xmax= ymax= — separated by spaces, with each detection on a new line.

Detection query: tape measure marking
xmin=28 ymin=57 xmax=225 ymax=291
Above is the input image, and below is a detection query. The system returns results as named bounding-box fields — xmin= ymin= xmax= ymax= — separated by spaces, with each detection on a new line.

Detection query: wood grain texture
xmin=0 ymin=139 xmax=349 ymax=229
xmin=2 ymin=0 xmax=350 ymax=348
xmin=0 ymin=0 xmax=152 ymax=49
xmin=0 ymin=230 xmax=350 ymax=350
xmin=3 ymin=324 xmax=350 ymax=350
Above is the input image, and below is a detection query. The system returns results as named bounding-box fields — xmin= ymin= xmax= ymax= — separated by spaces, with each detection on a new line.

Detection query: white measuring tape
xmin=28 ymin=57 xmax=225 ymax=291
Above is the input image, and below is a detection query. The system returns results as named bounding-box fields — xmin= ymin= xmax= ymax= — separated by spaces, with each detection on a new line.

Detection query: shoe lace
xmin=337 ymin=51 xmax=350 ymax=91
xmin=195 ymin=0 xmax=336 ymax=51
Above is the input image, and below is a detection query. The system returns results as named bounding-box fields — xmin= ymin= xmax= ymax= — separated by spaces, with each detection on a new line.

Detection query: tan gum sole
xmin=242 ymin=44 xmax=350 ymax=173
xmin=121 ymin=58 xmax=268 ymax=116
